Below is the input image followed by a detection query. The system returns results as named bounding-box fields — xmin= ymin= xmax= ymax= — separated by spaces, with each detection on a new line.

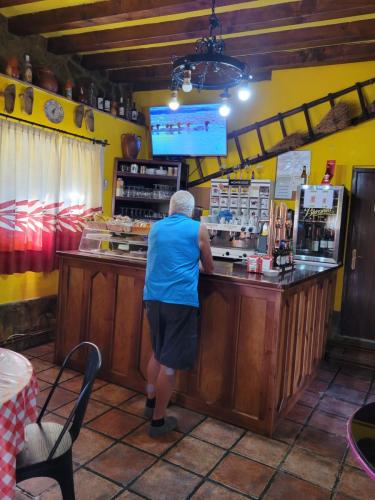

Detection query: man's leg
xmin=144 ymin=352 xmax=160 ymax=418
xmin=153 ymin=365 xmax=175 ymax=420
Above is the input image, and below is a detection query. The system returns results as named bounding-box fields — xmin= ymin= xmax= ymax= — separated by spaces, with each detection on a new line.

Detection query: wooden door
xmin=342 ymin=168 xmax=375 ymax=340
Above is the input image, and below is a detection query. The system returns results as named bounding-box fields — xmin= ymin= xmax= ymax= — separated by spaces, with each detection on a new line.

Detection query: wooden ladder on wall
xmin=189 ymin=76 xmax=375 ymax=187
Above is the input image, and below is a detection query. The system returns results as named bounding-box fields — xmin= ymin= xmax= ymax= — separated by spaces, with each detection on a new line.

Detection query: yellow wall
xmin=0 ymin=73 xmax=147 ymax=304
xmin=135 ymin=60 xmax=375 ymax=311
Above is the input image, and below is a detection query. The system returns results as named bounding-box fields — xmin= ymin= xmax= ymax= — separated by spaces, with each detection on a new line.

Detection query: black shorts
xmin=144 ymin=300 xmax=199 ymax=370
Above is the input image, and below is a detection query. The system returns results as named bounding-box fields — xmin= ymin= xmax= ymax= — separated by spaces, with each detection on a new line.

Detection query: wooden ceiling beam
xmin=47 ymin=0 xmax=375 ymax=54
xmin=111 ymin=42 xmax=375 ymax=90
xmin=82 ymin=18 xmax=375 ymax=70
xmin=7 ymin=0 xmax=250 ymax=36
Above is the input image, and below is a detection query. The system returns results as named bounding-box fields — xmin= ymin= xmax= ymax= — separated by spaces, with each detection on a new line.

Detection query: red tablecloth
xmin=0 ymin=349 xmax=38 ymax=500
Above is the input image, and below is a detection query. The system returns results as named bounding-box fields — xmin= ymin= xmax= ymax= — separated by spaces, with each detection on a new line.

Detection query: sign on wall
xmin=275 ymin=151 xmax=311 ymax=200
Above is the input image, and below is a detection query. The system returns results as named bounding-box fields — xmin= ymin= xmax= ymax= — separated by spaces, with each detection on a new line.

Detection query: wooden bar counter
xmin=55 ymin=251 xmax=337 ymax=436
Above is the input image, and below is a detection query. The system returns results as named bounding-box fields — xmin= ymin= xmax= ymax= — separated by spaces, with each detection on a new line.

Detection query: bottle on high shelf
xmin=305 ymin=225 xmax=312 ymax=251
xmin=88 ymin=82 xmax=96 ymax=108
xmin=104 ymin=92 xmax=111 ymax=113
xmin=125 ymin=98 xmax=132 ymax=120
xmin=131 ymin=102 xmax=138 ymax=122
xmin=23 ymin=54 xmax=32 ymax=83
xmin=97 ymin=90 xmax=104 ymax=111
xmin=78 ymin=84 xmax=86 ymax=104
xmin=119 ymin=96 xmax=125 ymax=118
xmin=301 ymin=165 xmax=308 ymax=184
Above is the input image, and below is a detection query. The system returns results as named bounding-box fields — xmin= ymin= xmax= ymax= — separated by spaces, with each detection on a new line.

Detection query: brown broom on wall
xmin=315 ymin=102 xmax=353 ymax=135
xmin=268 ymin=132 xmax=307 ymax=153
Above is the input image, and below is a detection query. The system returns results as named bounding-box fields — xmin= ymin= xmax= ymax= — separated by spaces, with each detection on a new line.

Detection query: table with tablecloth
xmin=0 ymin=348 xmax=38 ymax=500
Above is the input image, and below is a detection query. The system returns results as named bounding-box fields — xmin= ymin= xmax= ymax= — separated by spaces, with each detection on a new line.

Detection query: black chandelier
xmin=169 ymin=0 xmax=252 ymax=113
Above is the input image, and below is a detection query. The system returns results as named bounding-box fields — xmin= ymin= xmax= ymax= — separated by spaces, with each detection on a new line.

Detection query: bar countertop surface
xmin=58 ymin=250 xmax=339 ymax=290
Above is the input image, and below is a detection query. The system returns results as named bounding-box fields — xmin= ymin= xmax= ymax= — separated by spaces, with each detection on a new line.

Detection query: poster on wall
xmin=275 ymin=150 xmax=311 ymax=199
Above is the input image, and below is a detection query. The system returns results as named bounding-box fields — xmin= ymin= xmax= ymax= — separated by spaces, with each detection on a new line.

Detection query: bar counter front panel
xmin=56 ymin=251 xmax=336 ymax=436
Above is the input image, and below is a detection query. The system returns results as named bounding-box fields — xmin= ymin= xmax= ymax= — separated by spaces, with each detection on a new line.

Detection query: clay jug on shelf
xmin=121 ymin=133 xmax=142 ymax=159
xmin=37 ymin=68 xmax=58 ymax=93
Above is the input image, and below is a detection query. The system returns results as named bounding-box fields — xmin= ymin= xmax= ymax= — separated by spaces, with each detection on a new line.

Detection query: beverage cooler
xmin=293 ymin=185 xmax=348 ymax=266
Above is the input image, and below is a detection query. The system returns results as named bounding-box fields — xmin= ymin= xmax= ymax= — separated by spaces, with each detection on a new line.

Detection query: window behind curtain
xmin=0 ymin=120 xmax=103 ymax=274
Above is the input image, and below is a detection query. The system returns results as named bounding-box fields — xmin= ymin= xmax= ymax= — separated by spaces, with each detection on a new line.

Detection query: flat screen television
xmin=149 ymin=103 xmax=227 ymax=157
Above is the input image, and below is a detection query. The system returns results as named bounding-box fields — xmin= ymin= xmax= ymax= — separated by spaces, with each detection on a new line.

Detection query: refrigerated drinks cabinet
xmin=292 ymin=185 xmax=348 ymax=266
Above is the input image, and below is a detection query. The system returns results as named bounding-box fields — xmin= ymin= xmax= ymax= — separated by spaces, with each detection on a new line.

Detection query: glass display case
xmin=293 ymin=185 xmax=348 ymax=265
xmin=79 ymin=227 xmax=148 ymax=260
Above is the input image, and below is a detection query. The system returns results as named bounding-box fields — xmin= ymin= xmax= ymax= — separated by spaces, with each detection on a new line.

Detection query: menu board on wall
xmin=275 ymin=151 xmax=311 ymax=199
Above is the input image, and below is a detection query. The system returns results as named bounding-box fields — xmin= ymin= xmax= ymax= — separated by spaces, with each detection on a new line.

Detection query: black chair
xmin=16 ymin=342 xmax=102 ymax=500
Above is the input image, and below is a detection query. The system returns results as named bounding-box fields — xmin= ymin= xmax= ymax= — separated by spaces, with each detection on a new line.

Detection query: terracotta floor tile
xmin=233 ymin=431 xmax=289 ymax=467
xmin=87 ymin=443 xmax=155 ymax=486
xmin=210 ymin=453 xmax=273 ymax=498
xmin=309 ymin=410 xmax=347 ymax=437
xmin=131 ymin=460 xmax=201 ymax=500
xmin=296 ymin=426 xmax=347 ymax=461
xmin=318 ymin=395 xmax=359 ymax=419
xmin=191 ymin=417 xmax=244 ymax=448
xmin=91 ymin=383 xmax=136 ymax=405
xmin=87 ymin=408 xmax=144 ymax=439
xmin=18 ymin=476 xmax=57 ymax=496
xmin=340 ymin=366 xmax=374 ymax=381
xmin=120 ymin=394 xmax=147 ymax=417
xmin=264 ymin=471 xmax=330 ymax=500
xmin=37 ymin=379 xmax=52 ymax=391
xmin=282 ymin=447 xmax=340 ymax=490
xmin=23 ymin=344 xmax=54 ymax=357
xmin=39 ymin=351 xmax=55 ymax=363
xmin=43 ymin=413 xmax=67 ymax=425
xmin=273 ymin=419 xmax=302 ymax=445
xmin=116 ymin=492 xmax=145 ymax=499
xmin=318 ymin=360 xmax=340 ymax=372
xmin=334 ymin=373 xmax=371 ymax=392
xmin=287 ymin=403 xmax=313 ymax=425
xmin=55 ymin=398 xmax=111 ymax=423
xmin=30 ymin=358 xmax=54 ymax=373
xmin=326 ymin=385 xmax=367 ymax=405
xmin=165 ymin=435 xmax=225 ymax=475
xmin=72 ymin=427 xmax=114 ymax=465
xmin=308 ymin=378 xmax=330 ymax=393
xmin=316 ymin=368 xmax=337 ymax=383
xmin=123 ymin=422 xmax=182 ymax=456
xmin=37 ymin=366 xmax=81 ymax=384
xmin=167 ymin=405 xmax=205 ymax=433
xmin=37 ymin=386 xmax=77 ymax=411
xmin=332 ymin=493 xmax=356 ymax=500
xmin=59 ymin=375 xmax=107 ymax=393
xmin=345 ymin=449 xmax=362 ymax=470
xmin=336 ymin=465 xmax=375 ymax=499
xmin=40 ymin=468 xmax=121 ymax=500
xmin=192 ymin=480 xmax=246 ymax=499
xmin=299 ymin=391 xmax=321 ymax=408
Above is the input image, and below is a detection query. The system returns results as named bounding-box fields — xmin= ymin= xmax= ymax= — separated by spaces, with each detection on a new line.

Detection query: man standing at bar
xmin=143 ymin=190 xmax=214 ymax=437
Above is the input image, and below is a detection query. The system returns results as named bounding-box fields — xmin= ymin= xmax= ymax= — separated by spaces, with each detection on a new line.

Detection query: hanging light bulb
xmin=219 ymin=92 xmax=231 ymax=117
xmin=168 ymin=90 xmax=180 ymax=111
xmin=237 ymin=81 xmax=251 ymax=101
xmin=182 ymin=69 xmax=193 ymax=93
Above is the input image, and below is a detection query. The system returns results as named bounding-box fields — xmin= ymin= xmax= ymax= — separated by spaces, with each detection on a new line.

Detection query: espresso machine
xmin=206 ymin=178 xmax=273 ymax=260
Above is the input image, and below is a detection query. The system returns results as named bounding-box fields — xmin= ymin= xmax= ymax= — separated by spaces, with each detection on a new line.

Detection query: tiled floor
xmin=15 ymin=342 xmax=375 ymax=499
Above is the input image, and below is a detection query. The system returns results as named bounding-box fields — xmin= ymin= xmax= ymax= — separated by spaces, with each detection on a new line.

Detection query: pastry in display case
xmin=79 ymin=217 xmax=150 ymax=260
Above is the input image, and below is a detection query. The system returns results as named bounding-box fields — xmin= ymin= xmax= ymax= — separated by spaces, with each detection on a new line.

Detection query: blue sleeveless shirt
xmin=144 ymin=214 xmax=200 ymax=307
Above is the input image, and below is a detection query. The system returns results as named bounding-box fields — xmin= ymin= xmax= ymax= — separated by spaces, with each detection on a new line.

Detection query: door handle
xmin=351 ymin=248 xmax=363 ymax=270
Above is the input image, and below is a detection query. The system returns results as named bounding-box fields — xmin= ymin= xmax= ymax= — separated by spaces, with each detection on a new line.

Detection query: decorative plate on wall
xmin=44 ymin=99 xmax=64 ymax=124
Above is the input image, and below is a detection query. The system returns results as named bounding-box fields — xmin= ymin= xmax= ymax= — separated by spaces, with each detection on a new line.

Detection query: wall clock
xmin=44 ymin=99 xmax=64 ymax=124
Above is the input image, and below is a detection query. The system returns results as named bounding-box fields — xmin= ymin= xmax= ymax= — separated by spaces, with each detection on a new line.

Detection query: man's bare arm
xmin=199 ymin=224 xmax=214 ymax=274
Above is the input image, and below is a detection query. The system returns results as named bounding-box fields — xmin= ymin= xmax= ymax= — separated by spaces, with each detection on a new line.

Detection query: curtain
xmin=0 ymin=120 xmax=103 ymax=274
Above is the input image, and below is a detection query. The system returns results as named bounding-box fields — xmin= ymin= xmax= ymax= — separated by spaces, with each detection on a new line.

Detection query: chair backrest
xmin=38 ymin=342 xmax=102 ymax=459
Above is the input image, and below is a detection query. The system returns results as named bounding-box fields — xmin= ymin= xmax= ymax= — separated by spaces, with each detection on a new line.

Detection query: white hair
xmin=169 ymin=190 xmax=195 ymax=217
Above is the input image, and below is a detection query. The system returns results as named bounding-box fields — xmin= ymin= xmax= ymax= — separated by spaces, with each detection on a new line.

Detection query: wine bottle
xmin=305 ymin=225 xmax=312 ymax=251
xmin=131 ymin=102 xmax=138 ymax=122
xmin=327 ymin=230 xmax=335 ymax=251
xmin=301 ymin=165 xmax=308 ymax=185
xmin=23 ymin=54 xmax=32 ymax=83
xmin=104 ymin=94 xmax=111 ymax=113
xmin=119 ymin=97 xmax=125 ymax=117
xmin=320 ymin=229 xmax=328 ymax=250
xmin=312 ymin=227 xmax=320 ymax=252
xmin=97 ymin=91 xmax=104 ymax=111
